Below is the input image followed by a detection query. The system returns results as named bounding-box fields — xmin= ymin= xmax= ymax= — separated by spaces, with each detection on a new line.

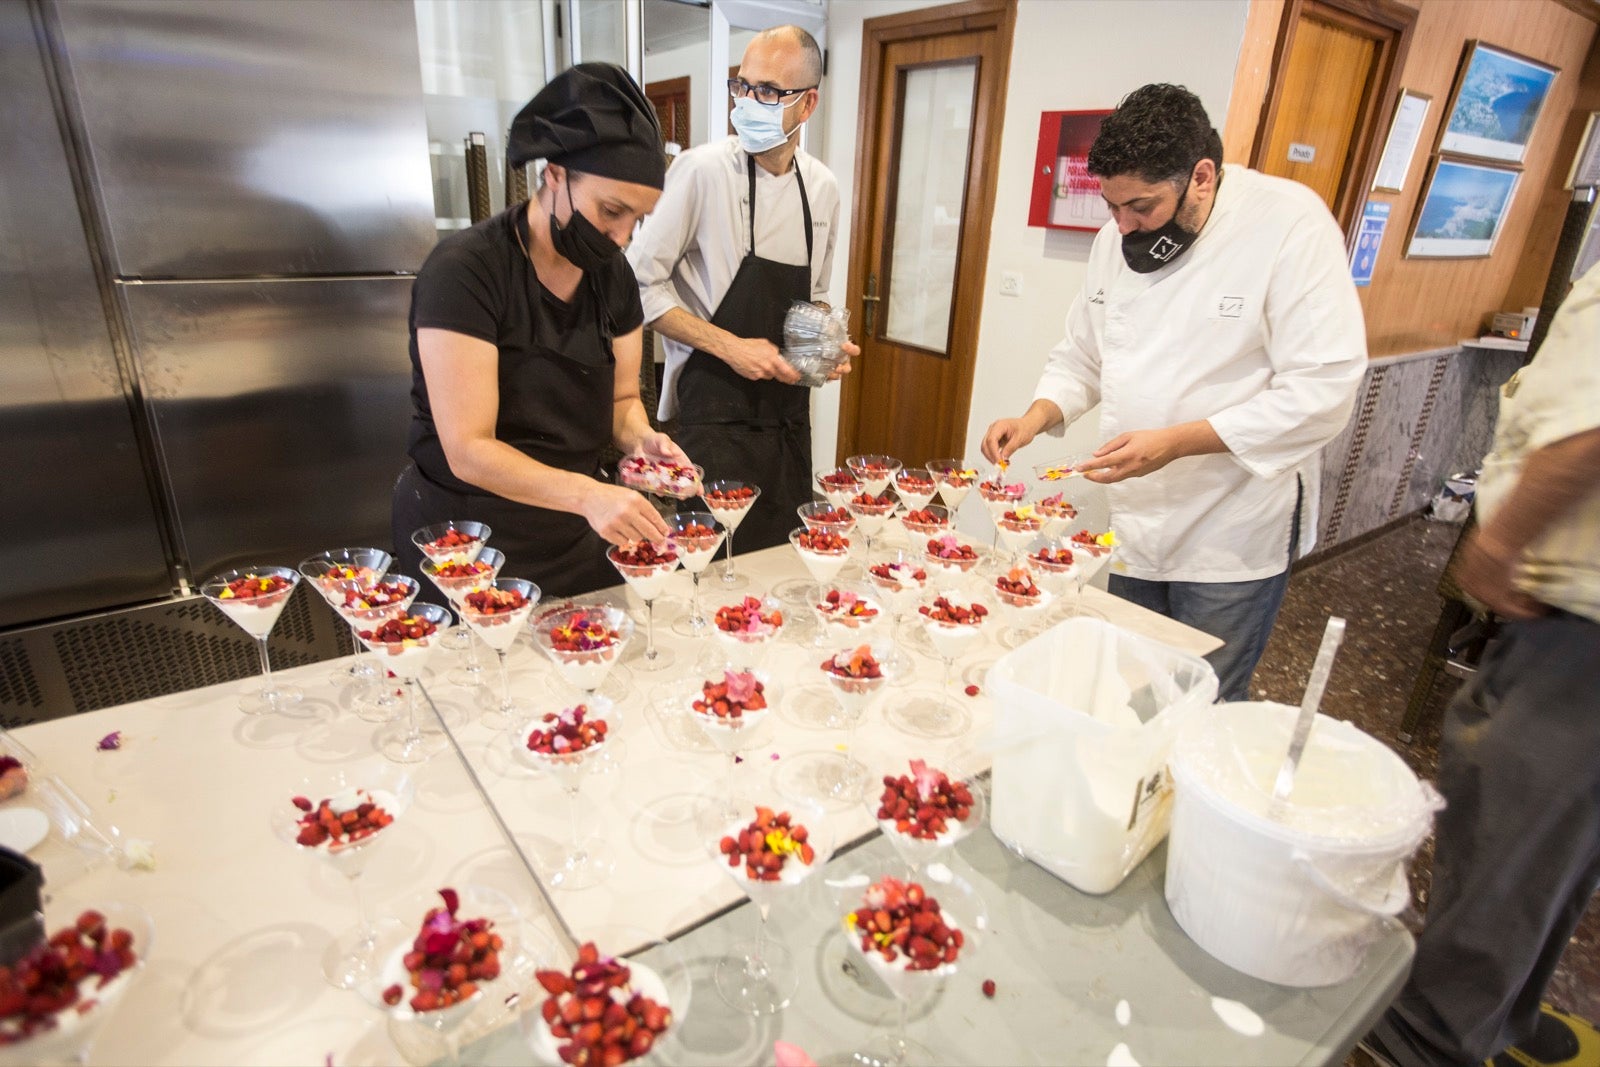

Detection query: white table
xmin=4 ymin=541 xmax=1409 ymax=1065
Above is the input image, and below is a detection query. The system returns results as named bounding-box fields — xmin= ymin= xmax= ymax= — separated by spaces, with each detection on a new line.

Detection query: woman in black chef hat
xmin=392 ymin=63 xmax=689 ymax=598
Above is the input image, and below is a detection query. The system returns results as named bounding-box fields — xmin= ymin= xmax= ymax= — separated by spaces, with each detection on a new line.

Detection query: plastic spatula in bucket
xmin=1269 ymin=616 xmax=1346 ymax=816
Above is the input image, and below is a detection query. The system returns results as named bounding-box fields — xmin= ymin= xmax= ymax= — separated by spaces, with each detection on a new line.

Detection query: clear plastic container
xmin=985 ymin=618 xmax=1217 ymax=894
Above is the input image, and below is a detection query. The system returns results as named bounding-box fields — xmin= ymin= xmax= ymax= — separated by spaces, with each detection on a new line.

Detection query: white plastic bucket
xmin=1165 ymin=702 xmax=1440 ymax=987
xmin=987 ymin=618 xmax=1218 ymax=894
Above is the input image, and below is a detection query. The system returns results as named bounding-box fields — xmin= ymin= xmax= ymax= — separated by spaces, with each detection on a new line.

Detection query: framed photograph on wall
xmin=1437 ymin=41 xmax=1558 ymax=164
xmin=1567 ymin=112 xmax=1600 ymax=190
xmin=1372 ymin=89 xmax=1431 ymax=193
xmin=1405 ymin=157 xmax=1522 ymax=259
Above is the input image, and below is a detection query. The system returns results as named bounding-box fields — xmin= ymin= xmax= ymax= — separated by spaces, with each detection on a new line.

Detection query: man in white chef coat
xmin=628 ymin=25 xmax=854 ymax=554
xmin=983 ymin=84 xmax=1367 ymax=700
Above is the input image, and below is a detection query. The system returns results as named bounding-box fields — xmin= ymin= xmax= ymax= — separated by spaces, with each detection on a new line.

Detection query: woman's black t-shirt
xmin=405 ymin=202 xmax=644 ymax=494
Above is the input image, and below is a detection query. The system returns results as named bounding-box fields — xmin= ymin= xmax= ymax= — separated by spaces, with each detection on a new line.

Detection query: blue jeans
xmin=1107 ymin=485 xmax=1300 ymax=701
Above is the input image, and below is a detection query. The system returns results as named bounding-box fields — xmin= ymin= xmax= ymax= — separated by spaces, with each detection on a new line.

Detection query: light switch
xmin=1000 ymin=271 xmax=1023 ymax=297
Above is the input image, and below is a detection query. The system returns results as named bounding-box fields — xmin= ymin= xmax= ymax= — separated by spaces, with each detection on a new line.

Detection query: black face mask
xmin=1120 ymin=179 xmax=1198 ymax=274
xmin=550 ymin=180 xmax=623 ymax=273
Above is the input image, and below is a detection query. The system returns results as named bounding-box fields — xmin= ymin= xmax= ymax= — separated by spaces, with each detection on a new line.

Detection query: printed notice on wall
xmin=1351 ymin=202 xmax=1389 ymax=287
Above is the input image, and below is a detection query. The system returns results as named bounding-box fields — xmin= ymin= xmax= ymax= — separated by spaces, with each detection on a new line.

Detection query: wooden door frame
xmin=1249 ymin=0 xmax=1415 ymax=234
xmin=836 ymin=0 xmax=1017 ymax=463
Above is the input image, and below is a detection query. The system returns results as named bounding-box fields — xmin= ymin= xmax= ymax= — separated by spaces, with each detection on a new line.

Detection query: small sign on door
xmin=1288 ymin=142 xmax=1316 ymax=163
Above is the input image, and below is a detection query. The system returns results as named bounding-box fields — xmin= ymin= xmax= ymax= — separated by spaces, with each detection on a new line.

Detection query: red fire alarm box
xmin=1029 ymin=110 xmax=1113 ymax=232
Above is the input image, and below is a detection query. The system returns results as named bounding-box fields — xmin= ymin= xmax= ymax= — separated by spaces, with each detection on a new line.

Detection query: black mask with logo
xmin=1120 ymin=174 xmax=1199 ymax=274
xmin=550 ymin=179 xmax=623 ymax=273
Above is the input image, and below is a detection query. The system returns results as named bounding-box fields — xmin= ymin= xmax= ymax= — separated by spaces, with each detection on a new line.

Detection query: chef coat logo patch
xmin=1148 ymin=236 xmax=1182 ymax=261
xmin=1217 ymin=296 xmax=1245 ymax=318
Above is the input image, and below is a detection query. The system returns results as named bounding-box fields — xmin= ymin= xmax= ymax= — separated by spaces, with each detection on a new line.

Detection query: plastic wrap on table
xmin=0 ymin=729 xmax=141 ymax=886
xmin=1164 ymin=701 xmax=1442 ymax=986
xmin=983 ymin=617 xmax=1218 ymax=894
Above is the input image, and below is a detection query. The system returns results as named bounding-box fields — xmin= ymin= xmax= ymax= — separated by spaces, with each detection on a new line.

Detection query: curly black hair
xmin=1087 ymin=84 xmax=1223 ymax=186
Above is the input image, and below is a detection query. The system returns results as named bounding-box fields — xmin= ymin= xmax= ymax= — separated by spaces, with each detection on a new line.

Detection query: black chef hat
xmin=507 ymin=62 xmax=665 ymax=189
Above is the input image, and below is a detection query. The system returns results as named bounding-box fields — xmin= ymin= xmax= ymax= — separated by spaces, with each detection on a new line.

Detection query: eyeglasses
xmin=726 ymin=77 xmax=816 ymax=106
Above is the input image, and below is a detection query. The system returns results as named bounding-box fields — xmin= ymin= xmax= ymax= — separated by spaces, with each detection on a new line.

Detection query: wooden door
xmin=837 ymin=0 xmax=1015 ymax=468
xmin=646 ymin=76 xmax=689 ymax=147
xmin=1251 ymin=0 xmax=1414 ymax=232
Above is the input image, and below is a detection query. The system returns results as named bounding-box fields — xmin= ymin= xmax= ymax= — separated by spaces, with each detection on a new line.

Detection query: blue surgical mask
xmin=731 ymin=96 xmax=799 ymax=155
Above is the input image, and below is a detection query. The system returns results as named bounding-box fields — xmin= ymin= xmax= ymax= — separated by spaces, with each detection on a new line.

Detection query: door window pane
xmin=884 ymin=61 xmax=976 ymax=355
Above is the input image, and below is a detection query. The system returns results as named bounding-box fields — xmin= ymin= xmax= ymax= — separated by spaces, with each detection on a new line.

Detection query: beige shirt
xmin=1476 ymin=261 xmax=1600 ymax=623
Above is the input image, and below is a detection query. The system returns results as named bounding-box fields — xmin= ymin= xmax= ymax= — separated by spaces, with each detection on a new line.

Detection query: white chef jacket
xmin=1033 ymin=165 xmax=1367 ymax=583
xmin=627 ymin=137 xmax=841 ymax=420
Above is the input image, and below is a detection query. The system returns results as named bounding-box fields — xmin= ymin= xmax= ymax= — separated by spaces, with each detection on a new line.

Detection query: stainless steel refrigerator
xmin=1 ymin=0 xmax=436 ymax=715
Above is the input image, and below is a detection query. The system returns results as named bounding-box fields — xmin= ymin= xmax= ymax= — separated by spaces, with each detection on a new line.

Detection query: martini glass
xmin=977 ymin=477 xmax=1027 ymax=573
xmin=534 ymin=604 xmax=635 ymax=703
xmin=702 ymin=797 xmax=833 ymax=1015
xmin=356 ymin=602 xmax=453 ymax=763
xmin=608 ymin=542 xmax=680 ymax=672
xmin=797 ymin=500 xmax=856 ymax=537
xmin=811 ymin=588 xmax=886 ymax=653
xmin=846 ymin=454 xmax=902 ymax=497
xmin=703 ymin=480 xmax=761 ymax=590
xmin=824 ymin=857 xmax=989 ymax=1067
xmin=513 ymin=699 xmax=621 ymax=889
xmin=869 ymin=755 xmax=986 ymax=875
xmin=522 ymin=929 xmax=692 ymax=1066
xmin=459 ymin=578 xmax=542 ymax=729
xmin=420 ymin=547 xmax=505 ymax=690
xmin=994 ymin=506 xmax=1044 ymax=569
xmin=411 ymin=519 xmax=491 ymax=662
xmin=1063 ymin=532 xmax=1119 ymax=619
xmin=993 ymin=567 xmax=1054 ymax=647
xmin=668 ymin=512 xmax=726 ymax=639
xmin=898 ymin=503 xmax=951 ymax=541
xmin=865 ymin=551 xmax=932 ymax=678
xmin=776 ymin=643 xmax=890 ymax=806
xmin=921 ymin=532 xmax=984 ymax=590
xmin=201 ymin=565 xmax=305 ymax=716
xmin=0 ymin=900 xmax=153 ymax=1067
xmin=845 ymin=489 xmax=898 ymax=558
xmin=815 ymin=466 xmax=862 ymax=508
xmin=270 ymin=763 xmax=415 ymax=988
xmin=712 ymin=596 xmax=785 ymax=669
xmin=1022 ymin=536 xmax=1085 ymax=623
xmin=888 ymin=593 xmax=988 ymax=739
xmin=892 ymin=468 xmax=937 ymax=513
xmin=331 ymin=575 xmax=420 ymax=723
xmin=1033 ymin=492 xmax=1080 ymax=539
xmin=788 ymin=528 xmax=852 ymax=637
xmin=680 ymin=669 xmax=777 ymax=824
xmin=358 ymin=885 xmax=521 ymax=1067
xmin=298 ymin=547 xmax=393 ymax=691
xmin=925 ymin=459 xmax=977 ymax=516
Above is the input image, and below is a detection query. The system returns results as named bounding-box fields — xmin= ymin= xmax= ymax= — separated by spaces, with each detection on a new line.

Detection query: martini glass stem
xmin=891 ymin=997 xmax=912 ymax=1065
xmin=689 ymin=572 xmax=704 ymax=629
xmin=749 ymin=902 xmax=772 ymax=981
xmin=497 ymin=649 xmax=513 ymax=715
xmin=942 ymin=655 xmax=957 ymax=718
xmin=348 ymin=872 xmax=376 ymax=966
xmin=565 ymin=782 xmax=587 ymax=867
xmin=644 ymin=599 xmax=659 ymax=661
xmin=722 ymin=531 xmax=738 ymax=583
xmin=253 ymin=636 xmax=276 ymax=702
xmin=402 ymin=679 xmax=422 ymax=755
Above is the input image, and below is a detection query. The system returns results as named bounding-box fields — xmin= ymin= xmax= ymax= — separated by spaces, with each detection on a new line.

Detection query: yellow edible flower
xmin=765 ymin=829 xmax=801 ymax=856
xmin=1097 ymin=531 xmax=1119 ymax=548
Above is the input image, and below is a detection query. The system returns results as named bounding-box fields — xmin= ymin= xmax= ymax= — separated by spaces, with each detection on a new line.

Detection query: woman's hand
xmin=581 ymin=484 xmax=672 ymax=545
xmin=637 ymin=431 xmax=692 ymax=468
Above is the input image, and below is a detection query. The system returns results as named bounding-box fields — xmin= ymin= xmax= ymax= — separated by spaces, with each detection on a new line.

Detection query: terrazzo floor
xmin=1248 ymin=516 xmax=1599 ymax=1063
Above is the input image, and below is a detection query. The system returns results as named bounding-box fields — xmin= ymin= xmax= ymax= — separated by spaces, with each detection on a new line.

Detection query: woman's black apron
xmin=672 ymin=155 xmax=814 ymax=554
xmin=392 ymin=206 xmax=619 ymax=602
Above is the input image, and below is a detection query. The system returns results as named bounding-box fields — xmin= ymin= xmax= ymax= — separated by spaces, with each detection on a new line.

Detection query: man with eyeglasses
xmin=629 ymin=24 xmax=856 ymax=553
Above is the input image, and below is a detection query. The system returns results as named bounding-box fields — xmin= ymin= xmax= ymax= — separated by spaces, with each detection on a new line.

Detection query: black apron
xmin=392 ymin=206 xmax=619 ymax=601
xmin=673 ymin=155 xmax=814 ymax=554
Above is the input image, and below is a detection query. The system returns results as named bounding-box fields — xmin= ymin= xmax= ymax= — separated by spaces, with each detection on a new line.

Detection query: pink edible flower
xmin=97 ymin=731 xmax=122 ymax=751
xmin=724 ymin=669 xmax=758 ymax=705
